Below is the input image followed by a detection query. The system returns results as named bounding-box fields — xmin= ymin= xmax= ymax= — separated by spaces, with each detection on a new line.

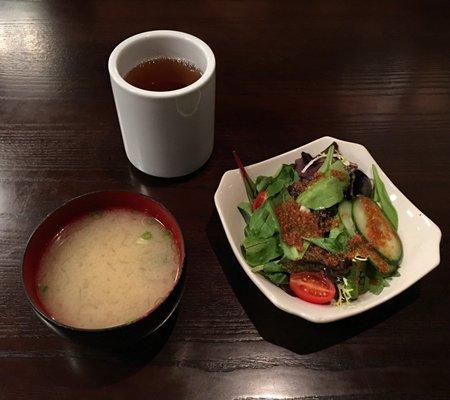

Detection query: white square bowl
xmin=214 ymin=136 xmax=442 ymax=323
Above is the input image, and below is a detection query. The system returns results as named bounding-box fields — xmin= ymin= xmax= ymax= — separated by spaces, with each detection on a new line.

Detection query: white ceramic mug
xmin=108 ymin=31 xmax=215 ymax=178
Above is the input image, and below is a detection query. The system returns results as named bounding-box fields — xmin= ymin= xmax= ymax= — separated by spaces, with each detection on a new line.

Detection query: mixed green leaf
xmin=372 ymin=165 xmax=398 ymax=229
xmin=234 ymin=143 xmax=402 ymax=305
xmin=251 ymin=262 xmax=289 ymax=285
xmin=238 ymin=164 xmax=300 ymax=279
xmin=297 ymin=146 xmax=350 ymax=210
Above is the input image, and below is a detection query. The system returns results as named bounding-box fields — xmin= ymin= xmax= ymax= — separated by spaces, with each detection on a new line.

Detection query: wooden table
xmin=1 ymin=1 xmax=449 ymax=398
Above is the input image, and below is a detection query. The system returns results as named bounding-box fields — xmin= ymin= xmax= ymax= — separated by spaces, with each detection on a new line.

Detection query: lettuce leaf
xmin=237 ymin=202 xmax=252 ymax=224
xmin=365 ymin=263 xmax=400 ymax=295
xmin=334 ymin=262 xmax=402 ymax=305
xmin=246 ymin=199 xmax=279 ymax=239
xmin=252 ymin=261 xmax=289 ymax=286
xmin=372 ymin=165 xmax=398 ymax=230
xmin=255 ymin=164 xmax=299 ymax=198
xmin=297 ymin=160 xmax=350 ymax=210
xmin=318 ymin=144 xmax=335 ymax=173
xmin=242 ymin=236 xmax=282 ymax=266
xmin=304 ymin=224 xmax=349 ymax=254
xmin=241 ymin=199 xmax=282 ymax=266
xmin=280 ymin=240 xmax=310 ymax=260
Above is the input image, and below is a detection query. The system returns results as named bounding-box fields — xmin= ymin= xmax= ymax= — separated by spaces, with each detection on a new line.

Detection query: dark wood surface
xmin=1 ymin=1 xmax=449 ymax=399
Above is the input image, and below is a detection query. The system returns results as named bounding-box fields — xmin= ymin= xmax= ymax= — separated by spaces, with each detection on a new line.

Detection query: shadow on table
xmin=63 ymin=310 xmax=178 ymax=388
xmin=126 ymin=154 xmax=212 ymax=187
xmin=206 ymin=211 xmax=419 ymax=355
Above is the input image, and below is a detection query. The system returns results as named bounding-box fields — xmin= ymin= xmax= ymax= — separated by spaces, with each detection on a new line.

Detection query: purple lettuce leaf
xmin=346 ymin=169 xmax=372 ymax=198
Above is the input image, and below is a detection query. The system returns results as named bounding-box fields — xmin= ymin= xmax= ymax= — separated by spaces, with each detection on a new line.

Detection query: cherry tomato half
xmin=252 ymin=190 xmax=267 ymax=211
xmin=289 ymin=271 xmax=336 ymax=304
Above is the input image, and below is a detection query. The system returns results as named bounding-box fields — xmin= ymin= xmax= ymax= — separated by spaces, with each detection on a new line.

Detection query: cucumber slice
xmin=352 ymin=196 xmax=402 ymax=267
xmin=367 ymin=248 xmax=397 ymax=276
xmin=338 ymin=200 xmax=356 ymax=236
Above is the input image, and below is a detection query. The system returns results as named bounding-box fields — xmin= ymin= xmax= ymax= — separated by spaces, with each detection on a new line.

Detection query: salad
xmin=234 ymin=142 xmax=403 ymax=306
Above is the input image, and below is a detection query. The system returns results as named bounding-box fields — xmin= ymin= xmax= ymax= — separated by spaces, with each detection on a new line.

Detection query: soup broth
xmin=37 ymin=209 xmax=179 ymax=329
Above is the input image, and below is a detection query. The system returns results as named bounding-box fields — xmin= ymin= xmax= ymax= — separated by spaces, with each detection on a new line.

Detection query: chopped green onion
xmin=143 ymin=217 xmax=155 ymax=226
xmin=137 ymin=231 xmax=152 ymax=244
xmin=38 ymin=283 xmax=48 ymax=294
xmin=91 ymin=211 xmax=102 ymax=220
xmin=141 ymin=231 xmax=152 ymax=240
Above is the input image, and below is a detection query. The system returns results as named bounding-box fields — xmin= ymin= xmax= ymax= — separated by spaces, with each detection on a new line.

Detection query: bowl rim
xmin=22 ymin=190 xmax=186 ymax=333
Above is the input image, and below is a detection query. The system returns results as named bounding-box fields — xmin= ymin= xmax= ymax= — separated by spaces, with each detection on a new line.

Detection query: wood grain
xmin=0 ymin=0 xmax=449 ymax=399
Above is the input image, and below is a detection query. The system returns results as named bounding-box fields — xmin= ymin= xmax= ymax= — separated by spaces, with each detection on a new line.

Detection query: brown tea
xmin=123 ymin=57 xmax=202 ymax=91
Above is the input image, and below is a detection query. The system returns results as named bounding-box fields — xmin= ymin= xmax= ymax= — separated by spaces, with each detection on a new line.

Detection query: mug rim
xmin=108 ymin=30 xmax=216 ymax=98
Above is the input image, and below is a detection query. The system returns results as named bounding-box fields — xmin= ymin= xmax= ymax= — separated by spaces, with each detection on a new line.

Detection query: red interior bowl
xmin=22 ymin=190 xmax=185 ymax=333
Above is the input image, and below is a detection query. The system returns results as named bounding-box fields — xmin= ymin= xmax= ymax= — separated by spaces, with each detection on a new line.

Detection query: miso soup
xmin=36 ymin=209 xmax=180 ymax=329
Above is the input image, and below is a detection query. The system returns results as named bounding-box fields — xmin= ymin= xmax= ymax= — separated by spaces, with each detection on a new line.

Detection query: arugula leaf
xmin=252 ymin=261 xmax=284 ymax=273
xmin=267 ymin=164 xmax=299 ymax=196
xmin=304 ymin=225 xmax=349 ymax=254
xmin=272 ymin=188 xmax=292 ymax=207
xmin=358 ymin=265 xmax=371 ymax=295
xmin=251 ymin=262 xmax=289 ymax=285
xmin=242 ymin=236 xmax=282 ymax=266
xmin=372 ymin=165 xmax=398 ymax=230
xmin=239 ymin=167 xmax=299 ymax=270
xmin=334 ymin=262 xmax=367 ymax=304
xmin=340 ymin=259 xmax=397 ymax=301
xmin=242 ymin=200 xmax=283 ymax=268
xmin=334 ymin=258 xmax=402 ymax=305
xmin=346 ymin=265 xmax=361 ymax=300
xmin=391 ymin=269 xmax=401 ymax=278
xmin=255 ymin=165 xmax=299 ymax=199
xmin=297 ymin=160 xmax=350 ymax=210
xmin=280 ymin=240 xmax=310 ymax=260
xmin=260 ymin=261 xmax=285 ymax=273
xmin=266 ymin=180 xmax=287 ymax=198
xmin=237 ymin=202 xmax=252 ymax=224
xmin=368 ymin=274 xmax=389 ymax=295
xmin=256 ymin=175 xmax=272 ymax=192
xmin=263 ymin=271 xmax=289 ymax=285
xmin=304 ymin=236 xmax=345 ymax=253
xmin=247 ymin=200 xmax=279 ymax=239
xmin=244 ymin=224 xmax=252 ymax=237
xmin=364 ymin=262 xmax=399 ymax=295
xmin=318 ymin=144 xmax=334 ymax=173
